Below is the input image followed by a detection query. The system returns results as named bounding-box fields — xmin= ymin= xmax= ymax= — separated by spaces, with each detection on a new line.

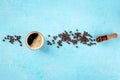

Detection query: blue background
xmin=0 ymin=0 xmax=120 ymax=80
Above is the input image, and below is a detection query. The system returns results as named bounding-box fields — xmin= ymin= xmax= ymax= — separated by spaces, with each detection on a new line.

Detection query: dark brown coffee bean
xmin=76 ymin=29 xmax=78 ymax=31
xmin=69 ymin=31 xmax=72 ymax=33
xmin=4 ymin=37 xmax=7 ymax=39
xmin=20 ymin=44 xmax=22 ymax=46
xmin=52 ymin=40 xmax=55 ymax=44
xmin=7 ymin=35 xmax=10 ymax=38
xmin=48 ymin=35 xmax=50 ymax=37
xmin=3 ymin=39 xmax=5 ymax=42
xmin=76 ymin=46 xmax=78 ymax=48
xmin=71 ymin=40 xmax=77 ymax=45
xmin=47 ymin=29 xmax=96 ymax=48
xmin=67 ymin=41 xmax=70 ymax=44
xmin=87 ymin=44 xmax=91 ymax=46
xmin=47 ymin=41 xmax=52 ymax=45
xmin=2 ymin=35 xmax=22 ymax=47
xmin=53 ymin=36 xmax=57 ymax=40
xmin=93 ymin=43 xmax=96 ymax=45
xmin=93 ymin=39 xmax=96 ymax=41
xmin=18 ymin=40 xmax=22 ymax=43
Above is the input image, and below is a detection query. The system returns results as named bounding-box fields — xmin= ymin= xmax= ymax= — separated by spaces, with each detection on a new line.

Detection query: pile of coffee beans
xmin=2 ymin=35 xmax=22 ymax=46
xmin=47 ymin=29 xmax=96 ymax=48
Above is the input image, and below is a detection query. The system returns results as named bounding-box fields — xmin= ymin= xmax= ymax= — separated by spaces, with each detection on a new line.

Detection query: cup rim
xmin=25 ymin=31 xmax=44 ymax=50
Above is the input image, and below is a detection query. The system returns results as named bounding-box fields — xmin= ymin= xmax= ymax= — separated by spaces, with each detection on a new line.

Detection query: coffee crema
xmin=25 ymin=31 xmax=44 ymax=50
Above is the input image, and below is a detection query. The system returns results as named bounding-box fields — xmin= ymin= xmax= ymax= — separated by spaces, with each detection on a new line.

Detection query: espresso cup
xmin=25 ymin=31 xmax=44 ymax=50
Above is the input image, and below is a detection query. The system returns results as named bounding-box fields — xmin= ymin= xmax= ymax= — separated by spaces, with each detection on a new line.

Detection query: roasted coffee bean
xmin=3 ymin=39 xmax=5 ymax=42
xmin=20 ymin=44 xmax=22 ymax=46
xmin=76 ymin=29 xmax=78 ymax=31
xmin=4 ymin=37 xmax=7 ymax=39
xmin=69 ymin=31 xmax=72 ymax=33
xmin=47 ymin=29 xmax=97 ymax=48
xmin=48 ymin=35 xmax=50 ymax=37
xmin=2 ymin=35 xmax=22 ymax=47
xmin=53 ymin=36 xmax=57 ymax=40
xmin=76 ymin=46 xmax=78 ymax=48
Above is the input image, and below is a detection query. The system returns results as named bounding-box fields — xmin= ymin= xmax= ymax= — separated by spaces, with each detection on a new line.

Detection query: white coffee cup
xmin=25 ymin=31 xmax=44 ymax=50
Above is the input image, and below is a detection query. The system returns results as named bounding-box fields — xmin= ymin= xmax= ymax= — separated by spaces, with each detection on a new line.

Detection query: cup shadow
xmin=40 ymin=38 xmax=50 ymax=53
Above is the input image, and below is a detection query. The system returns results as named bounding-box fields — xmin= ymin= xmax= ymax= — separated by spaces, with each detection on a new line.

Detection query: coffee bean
xmin=53 ymin=36 xmax=57 ymax=40
xmin=93 ymin=39 xmax=96 ymax=41
xmin=57 ymin=40 xmax=62 ymax=46
xmin=2 ymin=35 xmax=22 ymax=47
xmin=69 ymin=31 xmax=72 ymax=33
xmin=67 ymin=41 xmax=70 ymax=44
xmin=4 ymin=37 xmax=7 ymax=39
xmin=76 ymin=29 xmax=78 ymax=31
xmin=71 ymin=40 xmax=77 ymax=45
xmin=48 ymin=35 xmax=50 ymax=37
xmin=18 ymin=40 xmax=22 ymax=43
xmin=20 ymin=44 xmax=22 ymax=46
xmin=47 ymin=29 xmax=97 ymax=48
xmin=47 ymin=40 xmax=52 ymax=45
xmin=64 ymin=30 xmax=67 ymax=33
xmin=87 ymin=44 xmax=91 ymax=46
xmin=52 ymin=40 xmax=55 ymax=44
xmin=3 ymin=39 xmax=5 ymax=42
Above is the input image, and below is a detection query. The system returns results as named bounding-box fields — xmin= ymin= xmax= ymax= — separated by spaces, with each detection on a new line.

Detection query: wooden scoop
xmin=96 ymin=33 xmax=118 ymax=43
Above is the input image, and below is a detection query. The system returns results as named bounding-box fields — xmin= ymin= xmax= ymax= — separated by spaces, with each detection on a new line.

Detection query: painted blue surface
xmin=0 ymin=0 xmax=120 ymax=80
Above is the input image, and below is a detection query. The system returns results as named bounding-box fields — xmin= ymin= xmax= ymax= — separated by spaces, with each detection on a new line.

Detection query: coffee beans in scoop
xmin=2 ymin=35 xmax=22 ymax=46
xmin=47 ymin=29 xmax=96 ymax=48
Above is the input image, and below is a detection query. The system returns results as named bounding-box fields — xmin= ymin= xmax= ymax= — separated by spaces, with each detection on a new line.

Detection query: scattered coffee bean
xmin=76 ymin=46 xmax=78 ymax=48
xmin=48 ymin=35 xmax=50 ymax=37
xmin=71 ymin=40 xmax=77 ymax=45
xmin=72 ymin=34 xmax=74 ymax=36
xmin=53 ymin=36 xmax=57 ymax=40
xmin=76 ymin=29 xmax=78 ymax=31
xmin=57 ymin=40 xmax=62 ymax=46
xmin=20 ymin=43 xmax=22 ymax=46
xmin=93 ymin=43 xmax=96 ymax=45
xmin=47 ymin=40 xmax=52 ymax=45
xmin=67 ymin=41 xmax=70 ymax=44
xmin=2 ymin=39 xmax=5 ymax=42
xmin=47 ymin=29 xmax=97 ymax=48
xmin=4 ymin=37 xmax=7 ymax=39
xmin=69 ymin=31 xmax=72 ymax=33
xmin=52 ymin=40 xmax=55 ymax=44
xmin=2 ymin=35 xmax=22 ymax=47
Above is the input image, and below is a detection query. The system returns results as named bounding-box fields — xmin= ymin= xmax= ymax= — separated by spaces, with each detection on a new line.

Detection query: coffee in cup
xmin=25 ymin=31 xmax=44 ymax=50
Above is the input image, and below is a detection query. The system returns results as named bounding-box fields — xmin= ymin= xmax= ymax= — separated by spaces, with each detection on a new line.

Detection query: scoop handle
xmin=107 ymin=33 xmax=118 ymax=39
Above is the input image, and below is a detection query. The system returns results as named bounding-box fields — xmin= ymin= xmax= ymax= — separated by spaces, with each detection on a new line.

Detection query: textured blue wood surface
xmin=0 ymin=0 xmax=120 ymax=80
